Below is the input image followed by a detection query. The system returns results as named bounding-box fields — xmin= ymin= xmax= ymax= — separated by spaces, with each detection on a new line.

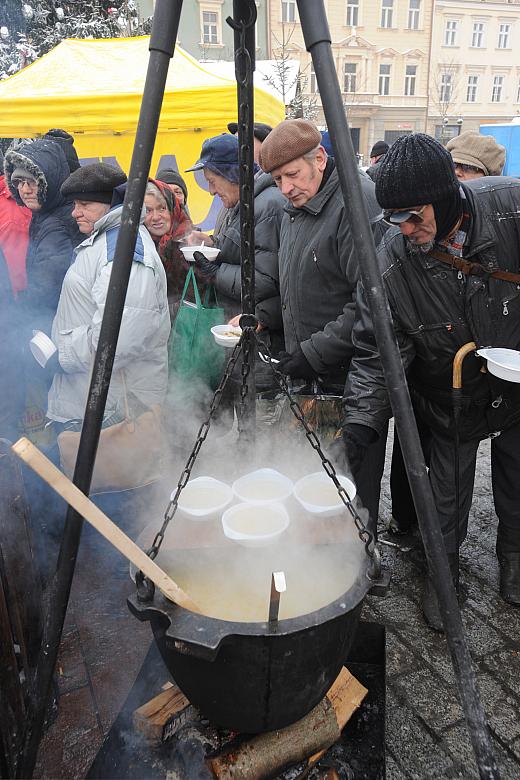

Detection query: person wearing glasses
xmin=4 ymin=138 xmax=82 ymax=341
xmin=446 ymin=131 xmax=505 ymax=182
xmin=337 ymin=133 xmax=520 ymax=631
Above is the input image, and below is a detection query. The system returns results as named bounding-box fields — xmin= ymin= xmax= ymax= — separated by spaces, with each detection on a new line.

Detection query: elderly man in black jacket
xmin=340 ymin=133 xmax=520 ymax=630
xmin=259 ymin=119 xmax=386 ymax=532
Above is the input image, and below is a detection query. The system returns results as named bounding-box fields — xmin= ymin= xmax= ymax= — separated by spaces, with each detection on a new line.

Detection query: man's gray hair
xmin=303 ymin=144 xmax=325 ymax=162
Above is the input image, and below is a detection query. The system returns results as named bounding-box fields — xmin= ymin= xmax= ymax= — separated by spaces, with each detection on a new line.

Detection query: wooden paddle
xmin=12 ymin=437 xmax=200 ymax=613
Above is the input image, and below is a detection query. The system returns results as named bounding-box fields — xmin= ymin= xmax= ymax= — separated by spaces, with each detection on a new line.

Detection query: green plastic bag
xmin=167 ymin=267 xmax=226 ymax=392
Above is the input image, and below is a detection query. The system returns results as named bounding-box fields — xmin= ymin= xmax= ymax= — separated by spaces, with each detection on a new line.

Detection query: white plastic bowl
xmin=477 ymin=348 xmax=520 ymax=383
xmin=293 ymin=471 xmax=356 ymax=517
xmin=232 ymin=468 xmax=293 ymax=505
xmin=179 ymin=245 xmax=220 ymax=263
xmin=221 ymin=501 xmax=290 ymax=547
xmin=175 ymin=476 xmax=233 ymax=521
xmin=211 ymin=324 xmax=242 ymax=347
xmin=30 ymin=330 xmax=57 ymax=367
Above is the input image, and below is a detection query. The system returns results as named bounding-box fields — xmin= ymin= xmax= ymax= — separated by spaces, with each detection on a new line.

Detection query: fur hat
xmin=375 ymin=133 xmax=460 ymax=209
xmin=446 ymin=132 xmax=506 ymax=177
xmin=259 ymin=119 xmax=322 ymax=173
xmin=61 ymin=162 xmax=127 ymax=203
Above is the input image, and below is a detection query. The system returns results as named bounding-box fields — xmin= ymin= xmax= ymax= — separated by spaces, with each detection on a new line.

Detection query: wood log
xmin=133 ymin=684 xmax=196 ymax=743
xmin=208 ymin=667 xmax=367 ymax=780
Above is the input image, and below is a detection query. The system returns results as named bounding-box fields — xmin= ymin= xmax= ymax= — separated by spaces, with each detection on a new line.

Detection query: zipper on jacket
xmin=312 ymin=248 xmax=327 ymax=283
xmin=503 ymin=301 xmax=509 ymax=316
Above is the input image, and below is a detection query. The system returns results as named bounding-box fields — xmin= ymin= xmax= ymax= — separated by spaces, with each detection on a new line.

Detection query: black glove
xmin=193 ymin=250 xmax=219 ymax=282
xmin=329 ymin=424 xmax=378 ymax=477
xmin=277 ymin=346 xmax=317 ymax=380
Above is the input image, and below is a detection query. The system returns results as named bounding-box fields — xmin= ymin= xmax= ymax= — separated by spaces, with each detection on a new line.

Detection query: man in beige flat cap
xmin=259 ymin=118 xmax=386 ymax=531
xmin=446 ymin=131 xmax=506 ymax=180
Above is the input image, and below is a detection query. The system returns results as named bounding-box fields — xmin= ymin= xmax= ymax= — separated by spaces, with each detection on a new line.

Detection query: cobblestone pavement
xmin=368 ymin=426 xmax=520 ymax=780
xmin=34 ymin=424 xmax=520 ymax=778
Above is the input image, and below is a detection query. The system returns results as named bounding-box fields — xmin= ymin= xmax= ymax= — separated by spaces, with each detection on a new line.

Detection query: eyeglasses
xmin=12 ymin=176 xmax=37 ymax=189
xmin=382 ymin=204 xmax=427 ymax=226
xmin=454 ymin=163 xmax=483 ymax=175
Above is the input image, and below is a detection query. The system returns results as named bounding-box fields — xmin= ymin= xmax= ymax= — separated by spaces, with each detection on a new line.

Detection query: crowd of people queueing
xmin=0 ymin=119 xmax=518 ymax=633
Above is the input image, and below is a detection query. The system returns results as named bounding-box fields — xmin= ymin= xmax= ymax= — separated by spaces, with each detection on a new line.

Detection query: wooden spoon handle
xmin=12 ymin=437 xmax=200 ymax=613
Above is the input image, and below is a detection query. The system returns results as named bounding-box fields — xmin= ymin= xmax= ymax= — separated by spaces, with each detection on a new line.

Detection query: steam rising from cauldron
xmin=130 ymin=384 xmax=369 ymax=623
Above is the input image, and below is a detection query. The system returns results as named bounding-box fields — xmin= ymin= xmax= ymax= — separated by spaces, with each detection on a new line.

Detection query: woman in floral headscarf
xmin=144 ymin=178 xmax=193 ymax=318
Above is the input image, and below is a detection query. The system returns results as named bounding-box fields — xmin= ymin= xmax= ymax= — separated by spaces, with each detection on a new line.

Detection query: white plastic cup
xmin=30 ymin=330 xmax=57 ymax=367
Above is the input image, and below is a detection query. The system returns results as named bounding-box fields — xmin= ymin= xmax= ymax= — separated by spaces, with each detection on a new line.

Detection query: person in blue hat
xmin=185 ymin=134 xmax=285 ymax=335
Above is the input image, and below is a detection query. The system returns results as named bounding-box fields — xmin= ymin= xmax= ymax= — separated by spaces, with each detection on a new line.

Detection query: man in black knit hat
xmin=337 ymin=132 xmax=520 ymax=631
xmin=366 ymin=139 xmax=389 ymax=182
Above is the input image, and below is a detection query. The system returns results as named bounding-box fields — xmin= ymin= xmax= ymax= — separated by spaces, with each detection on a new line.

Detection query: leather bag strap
xmin=429 ymin=248 xmax=520 ymax=285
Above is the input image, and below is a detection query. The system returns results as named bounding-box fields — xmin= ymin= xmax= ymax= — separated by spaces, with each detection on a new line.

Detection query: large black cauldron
xmin=128 ymin=558 xmax=371 ymax=733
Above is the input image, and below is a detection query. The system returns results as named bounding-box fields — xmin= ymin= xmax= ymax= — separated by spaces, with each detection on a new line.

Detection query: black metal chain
xmin=261 ymin=341 xmax=381 ymax=582
xmin=147 ymin=341 xmax=244 ymax=562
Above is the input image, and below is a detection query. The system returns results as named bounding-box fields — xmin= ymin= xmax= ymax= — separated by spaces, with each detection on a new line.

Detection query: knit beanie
xmin=61 ymin=162 xmax=127 ymax=203
xmin=446 ymin=132 xmax=505 ymax=177
xmin=370 ymin=140 xmax=389 ymax=158
xmin=376 ymin=133 xmax=460 ymax=209
xmin=259 ymin=119 xmax=322 ymax=173
xmin=156 ymin=168 xmax=188 ymax=202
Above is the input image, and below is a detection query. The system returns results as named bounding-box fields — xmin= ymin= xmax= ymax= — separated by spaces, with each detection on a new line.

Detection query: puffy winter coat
xmin=4 ymin=139 xmax=82 ymax=335
xmin=212 ymin=172 xmax=285 ymax=326
xmin=0 ymin=174 xmax=31 ymax=294
xmin=344 ymin=177 xmax=520 ymax=440
xmin=0 ymin=248 xmax=23 ymax=440
xmin=47 ymin=205 xmax=170 ymax=424
xmin=278 ymin=163 xmax=384 ymax=391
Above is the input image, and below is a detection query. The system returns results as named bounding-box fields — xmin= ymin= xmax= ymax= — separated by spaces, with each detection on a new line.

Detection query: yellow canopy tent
xmin=0 ymin=37 xmax=285 ymax=227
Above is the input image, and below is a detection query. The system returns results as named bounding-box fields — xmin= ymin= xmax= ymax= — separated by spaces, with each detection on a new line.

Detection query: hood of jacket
xmin=4 ymin=139 xmax=70 ymax=213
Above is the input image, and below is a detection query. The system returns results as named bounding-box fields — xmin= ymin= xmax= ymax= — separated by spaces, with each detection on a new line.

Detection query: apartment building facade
xmin=135 ymin=1 xmax=270 ymax=61
xmin=135 ymin=1 xmax=520 ymax=159
xmin=429 ymin=0 xmax=520 ymax=143
xmin=268 ymin=0 xmax=435 ymax=161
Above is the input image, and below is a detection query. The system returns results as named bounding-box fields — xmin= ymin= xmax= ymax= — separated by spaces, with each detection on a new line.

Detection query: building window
xmin=517 ymin=78 xmax=520 ymax=103
xmin=492 ymin=75 xmax=504 ymax=103
xmin=466 ymin=75 xmax=478 ymax=103
xmin=310 ymin=65 xmax=319 ymax=94
xmin=408 ymin=0 xmax=420 ymax=30
xmin=404 ymin=64 xmax=417 ymax=96
xmin=202 ymin=10 xmax=219 ymax=44
xmin=346 ymin=0 xmax=359 ymax=26
xmin=471 ymin=22 xmax=485 ymax=48
xmin=497 ymin=24 xmax=510 ymax=49
xmin=379 ymin=64 xmax=391 ymax=95
xmin=444 ymin=20 xmax=458 ymax=46
xmin=344 ymin=62 xmax=357 ymax=93
xmin=381 ymin=0 xmax=393 ymax=29
xmin=439 ymin=73 xmax=452 ymax=103
xmin=281 ymin=0 xmax=296 ymax=23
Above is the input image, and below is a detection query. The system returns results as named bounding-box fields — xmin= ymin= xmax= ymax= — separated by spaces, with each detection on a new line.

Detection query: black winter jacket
xmin=213 ymin=172 xmax=285 ymax=327
xmin=278 ymin=164 xmax=384 ymax=392
xmin=4 ymin=140 xmax=82 ymax=336
xmin=344 ymin=177 xmax=520 ymax=440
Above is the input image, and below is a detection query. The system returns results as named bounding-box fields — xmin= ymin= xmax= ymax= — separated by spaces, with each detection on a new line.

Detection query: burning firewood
xmin=208 ymin=667 xmax=367 ymax=779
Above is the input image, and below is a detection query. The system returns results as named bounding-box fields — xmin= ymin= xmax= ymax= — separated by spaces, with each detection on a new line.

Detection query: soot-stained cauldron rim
xmin=128 ymin=555 xmax=371 ymax=657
